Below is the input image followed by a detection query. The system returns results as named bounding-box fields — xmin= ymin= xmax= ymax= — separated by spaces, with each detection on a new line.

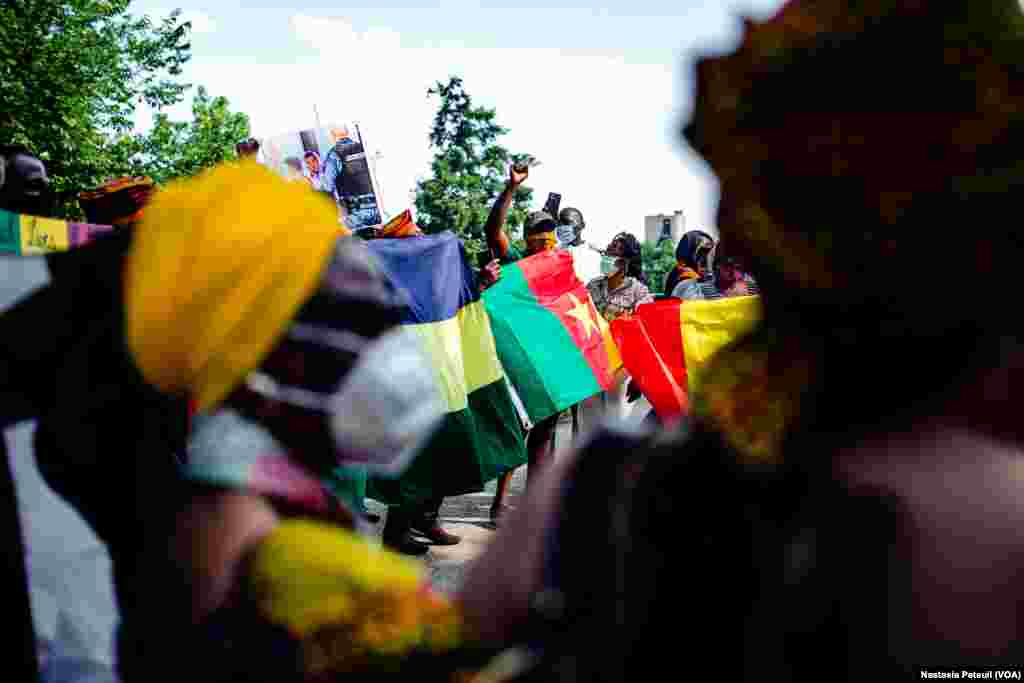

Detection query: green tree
xmin=414 ymin=76 xmax=536 ymax=258
xmin=0 ymin=1 xmax=201 ymax=216
xmin=110 ymin=86 xmax=250 ymax=186
xmin=642 ymin=239 xmax=678 ymax=295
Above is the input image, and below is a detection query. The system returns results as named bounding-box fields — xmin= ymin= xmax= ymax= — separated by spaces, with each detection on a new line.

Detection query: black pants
xmin=383 ymin=496 xmax=445 ymax=539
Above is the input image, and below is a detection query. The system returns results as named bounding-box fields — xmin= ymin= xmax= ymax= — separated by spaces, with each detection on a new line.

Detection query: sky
xmin=130 ymin=0 xmax=786 ymax=248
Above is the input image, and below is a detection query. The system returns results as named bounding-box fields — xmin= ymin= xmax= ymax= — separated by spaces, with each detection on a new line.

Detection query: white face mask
xmin=242 ymin=327 xmax=445 ymax=475
xmin=601 ymin=255 xmax=626 ymax=276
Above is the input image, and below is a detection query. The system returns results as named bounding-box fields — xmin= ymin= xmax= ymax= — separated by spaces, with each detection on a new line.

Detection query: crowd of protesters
xmin=5 ymin=1 xmax=1024 ymax=681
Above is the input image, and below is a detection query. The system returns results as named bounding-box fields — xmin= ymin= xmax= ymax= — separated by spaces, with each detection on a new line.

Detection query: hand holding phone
xmin=543 ymin=192 xmax=562 ymax=219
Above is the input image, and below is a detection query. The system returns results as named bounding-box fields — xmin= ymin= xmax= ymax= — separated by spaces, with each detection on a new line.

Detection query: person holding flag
xmin=483 ymin=163 xmax=564 ymax=520
xmin=664 ymin=229 xmax=715 ymax=297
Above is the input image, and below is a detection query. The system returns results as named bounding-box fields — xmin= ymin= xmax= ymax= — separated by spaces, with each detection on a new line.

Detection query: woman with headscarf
xmin=2 ymin=162 xmax=505 ymax=681
xmin=671 ymin=238 xmax=760 ymax=300
xmin=664 ymin=229 xmax=714 ymax=297
xmin=458 ymin=1 xmax=1024 ymax=679
xmin=587 ymin=232 xmax=653 ymax=323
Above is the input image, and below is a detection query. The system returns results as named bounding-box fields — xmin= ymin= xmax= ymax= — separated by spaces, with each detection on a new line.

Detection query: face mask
xmin=601 ymin=255 xmax=626 ymax=276
xmin=555 ymin=223 xmax=577 ymax=248
xmin=186 ymin=408 xmax=334 ymax=513
xmin=242 ymin=326 xmax=445 ymax=475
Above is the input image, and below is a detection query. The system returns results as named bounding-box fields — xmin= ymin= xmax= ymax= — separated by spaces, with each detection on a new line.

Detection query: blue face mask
xmin=555 ymin=223 xmax=577 ymax=247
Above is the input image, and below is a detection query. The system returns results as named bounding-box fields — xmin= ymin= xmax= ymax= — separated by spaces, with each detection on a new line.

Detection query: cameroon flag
xmin=365 ymin=232 xmax=527 ymax=506
xmin=610 ymin=296 xmax=763 ymax=420
xmin=483 ymin=250 xmax=621 ymax=424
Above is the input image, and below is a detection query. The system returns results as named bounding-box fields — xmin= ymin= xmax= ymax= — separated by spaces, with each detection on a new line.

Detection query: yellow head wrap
xmin=525 ymin=231 xmax=556 ymax=254
xmin=126 ymin=161 xmax=346 ymax=412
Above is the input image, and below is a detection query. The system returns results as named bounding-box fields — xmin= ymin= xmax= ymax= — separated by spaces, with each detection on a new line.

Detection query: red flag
xmin=611 ymin=296 xmax=763 ymax=421
xmin=611 ymin=299 xmax=689 ymax=420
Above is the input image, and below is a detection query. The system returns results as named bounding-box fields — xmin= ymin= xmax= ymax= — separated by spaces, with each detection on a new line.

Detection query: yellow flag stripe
xmin=680 ymin=296 xmax=763 ymax=397
xmin=407 ymin=300 xmax=505 ymax=413
xmin=597 ymin=312 xmax=623 ymax=375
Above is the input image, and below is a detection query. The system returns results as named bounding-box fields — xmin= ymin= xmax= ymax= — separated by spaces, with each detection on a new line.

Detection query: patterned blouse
xmin=586 ymin=275 xmax=654 ymax=322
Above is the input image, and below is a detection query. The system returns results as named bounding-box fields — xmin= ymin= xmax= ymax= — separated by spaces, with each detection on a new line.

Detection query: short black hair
xmin=609 ymin=232 xmax=647 ymax=284
xmin=0 ymin=145 xmax=38 ymax=190
xmin=0 ymin=144 xmax=35 ymax=160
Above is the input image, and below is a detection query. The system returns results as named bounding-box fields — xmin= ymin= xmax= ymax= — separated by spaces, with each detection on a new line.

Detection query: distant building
xmin=644 ymin=210 xmax=685 ymax=246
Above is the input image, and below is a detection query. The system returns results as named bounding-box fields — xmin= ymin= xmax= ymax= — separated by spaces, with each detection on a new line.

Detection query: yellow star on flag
xmin=565 ymin=293 xmax=600 ymax=340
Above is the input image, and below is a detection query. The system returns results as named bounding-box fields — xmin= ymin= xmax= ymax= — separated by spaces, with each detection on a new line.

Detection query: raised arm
xmin=484 ymin=163 xmax=528 ymax=260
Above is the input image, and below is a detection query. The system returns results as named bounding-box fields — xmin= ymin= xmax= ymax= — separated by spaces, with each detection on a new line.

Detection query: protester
xmin=585 ymin=232 xmax=653 ymax=420
xmin=0 ymin=161 xmax=457 ymax=681
xmin=460 ymin=2 xmax=1024 ymax=678
xmin=556 ymin=207 xmax=602 ymax=284
xmin=0 ymin=144 xmax=51 ymax=216
xmin=357 ymin=209 xmax=465 ymax=555
xmin=0 ymin=144 xmax=55 ymax=682
xmin=664 ymin=229 xmax=714 ymax=296
xmin=587 ymin=232 xmax=653 ymax=323
xmin=484 ymin=164 xmax=563 ymax=521
xmin=671 ymin=238 xmax=759 ymax=300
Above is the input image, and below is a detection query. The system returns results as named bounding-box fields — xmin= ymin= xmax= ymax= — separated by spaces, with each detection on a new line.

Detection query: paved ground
xmin=362 ymin=484 xmax=519 ymax=594
xmin=363 ymin=417 xmax=574 ymax=593
xmin=363 ymin=462 xmax=532 ymax=594
xmin=364 ymin=396 xmax=655 ymax=593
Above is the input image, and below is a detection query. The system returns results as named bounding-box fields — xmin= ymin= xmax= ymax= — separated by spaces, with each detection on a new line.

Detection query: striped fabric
xmin=365 ymin=232 xmax=527 ymax=505
xmin=0 ymin=208 xmax=114 ymax=255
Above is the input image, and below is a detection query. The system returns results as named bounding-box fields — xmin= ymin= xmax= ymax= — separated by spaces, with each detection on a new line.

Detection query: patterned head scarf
xmin=78 ymin=176 xmax=155 ymax=225
xmin=686 ymin=0 xmax=1024 ymax=337
xmin=674 ymin=230 xmax=714 ymax=280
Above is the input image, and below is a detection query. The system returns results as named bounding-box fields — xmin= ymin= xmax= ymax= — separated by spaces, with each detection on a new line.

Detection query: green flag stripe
xmin=367 ymin=377 xmax=527 ymax=506
xmin=485 ymin=263 xmax=602 ymax=422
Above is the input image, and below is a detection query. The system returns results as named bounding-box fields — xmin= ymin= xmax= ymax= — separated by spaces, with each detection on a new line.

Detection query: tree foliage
xmin=0 ymin=1 xmax=249 ymax=217
xmin=641 ymin=238 xmax=678 ymax=295
xmin=414 ymin=76 xmax=535 ymax=258
xmin=110 ymin=86 xmax=250 ymax=186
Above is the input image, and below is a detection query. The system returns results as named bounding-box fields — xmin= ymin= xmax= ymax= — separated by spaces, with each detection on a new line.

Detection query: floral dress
xmin=586 ymin=275 xmax=654 ymax=322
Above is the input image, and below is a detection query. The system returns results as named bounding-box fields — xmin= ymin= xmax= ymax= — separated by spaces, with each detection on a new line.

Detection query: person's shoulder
xmin=671 ymin=278 xmax=700 ymax=299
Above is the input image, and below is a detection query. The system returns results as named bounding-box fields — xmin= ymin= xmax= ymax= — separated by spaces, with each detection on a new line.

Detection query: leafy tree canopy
xmin=0 ymin=1 xmax=249 ymax=218
xmin=641 ymin=238 xmax=678 ymax=294
xmin=414 ymin=76 xmax=535 ymax=258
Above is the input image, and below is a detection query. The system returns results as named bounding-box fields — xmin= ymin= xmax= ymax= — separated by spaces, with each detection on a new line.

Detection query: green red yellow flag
xmin=483 ymin=250 xmax=621 ymax=423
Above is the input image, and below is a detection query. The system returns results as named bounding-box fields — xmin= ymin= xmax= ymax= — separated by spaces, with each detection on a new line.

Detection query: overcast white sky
xmin=131 ymin=1 xmax=785 ymax=247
